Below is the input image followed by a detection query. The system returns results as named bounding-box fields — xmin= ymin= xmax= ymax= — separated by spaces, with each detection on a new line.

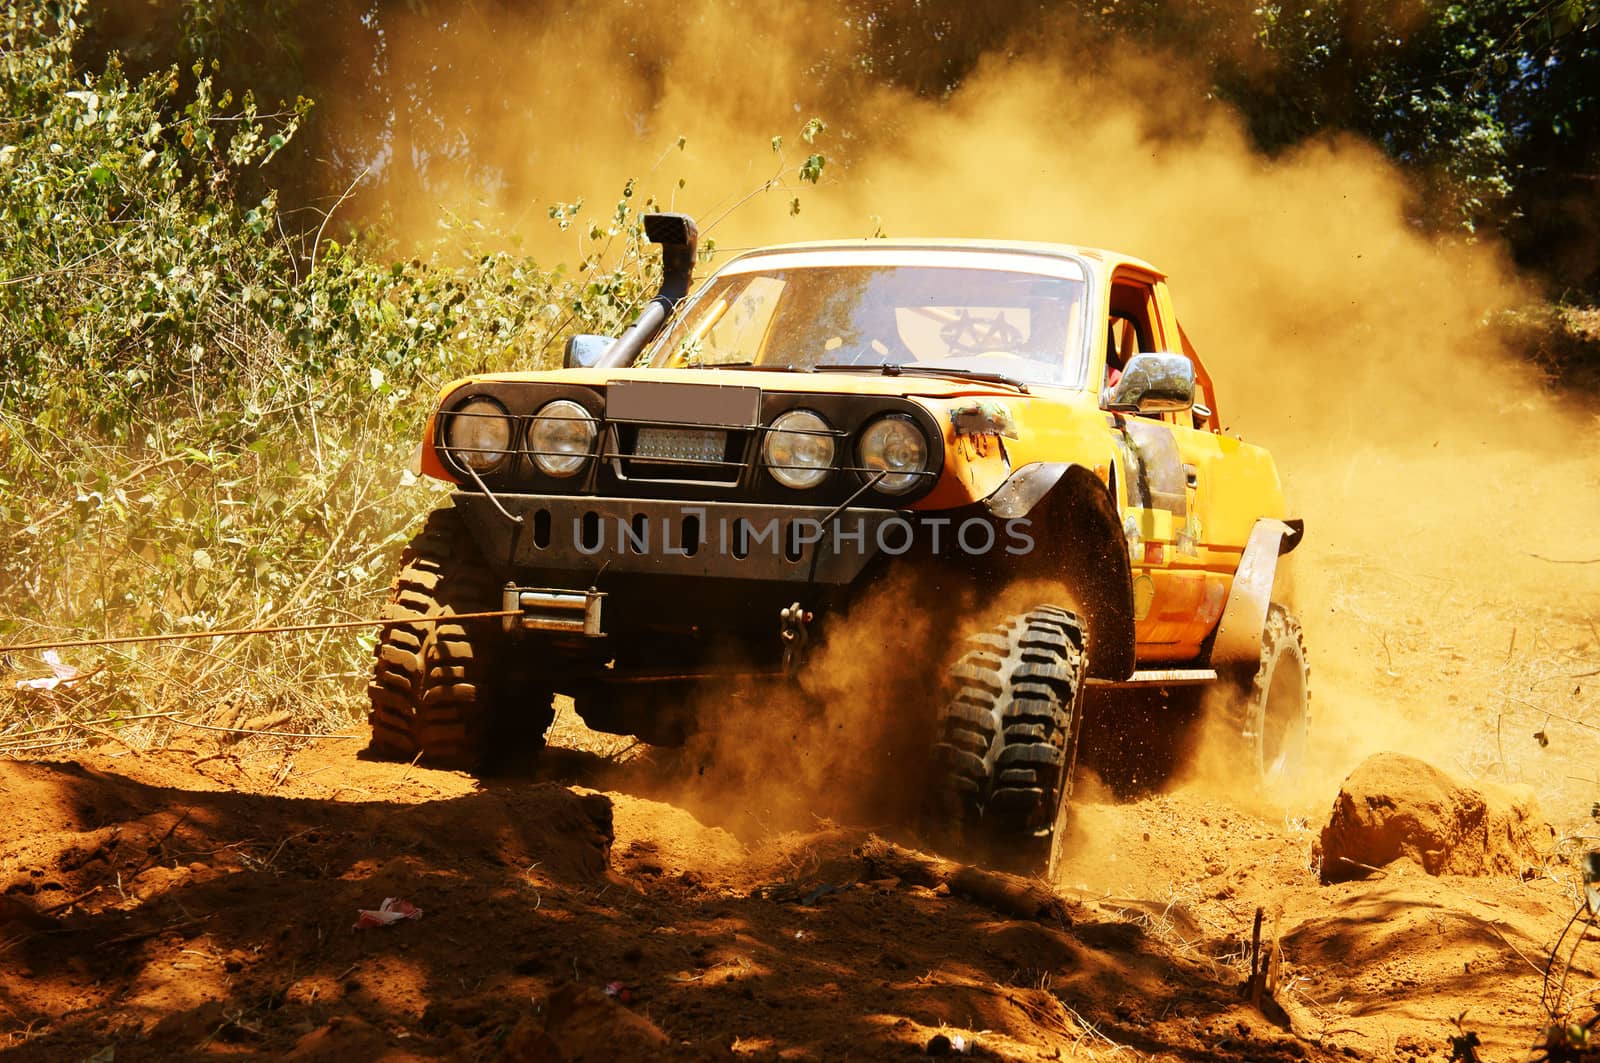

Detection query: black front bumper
xmin=453 ymin=492 xmax=907 ymax=585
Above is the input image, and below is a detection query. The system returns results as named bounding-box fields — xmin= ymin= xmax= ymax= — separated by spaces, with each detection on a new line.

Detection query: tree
xmin=67 ymin=0 xmax=1600 ymax=294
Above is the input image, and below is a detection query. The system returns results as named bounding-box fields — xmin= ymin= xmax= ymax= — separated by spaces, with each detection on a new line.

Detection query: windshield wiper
xmin=683 ymin=361 xmax=804 ymax=372
xmin=813 ymin=362 xmax=1030 ymax=393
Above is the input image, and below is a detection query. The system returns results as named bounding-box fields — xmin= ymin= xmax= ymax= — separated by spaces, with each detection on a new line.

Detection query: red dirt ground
xmin=1 ymin=696 xmax=1589 ymax=1062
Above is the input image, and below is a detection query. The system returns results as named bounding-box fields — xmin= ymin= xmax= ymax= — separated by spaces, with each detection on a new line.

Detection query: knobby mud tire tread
xmin=366 ymin=507 xmax=551 ymax=770
xmin=932 ymin=606 xmax=1087 ymax=871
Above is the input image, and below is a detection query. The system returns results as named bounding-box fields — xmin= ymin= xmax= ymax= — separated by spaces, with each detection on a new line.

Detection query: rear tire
xmin=931 ymin=605 xmax=1087 ymax=877
xmin=1227 ymin=604 xmax=1310 ymax=794
xmin=366 ymin=507 xmax=554 ymax=770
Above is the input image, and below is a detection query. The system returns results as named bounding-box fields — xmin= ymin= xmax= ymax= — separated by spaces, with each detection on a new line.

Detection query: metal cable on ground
xmin=0 ymin=610 xmax=520 ymax=655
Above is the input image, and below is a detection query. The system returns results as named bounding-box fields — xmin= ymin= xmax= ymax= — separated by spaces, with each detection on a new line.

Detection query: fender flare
xmin=983 ymin=461 xmax=1071 ymax=520
xmin=1209 ymin=517 xmax=1305 ymax=669
xmin=983 ymin=462 xmax=1136 ymax=680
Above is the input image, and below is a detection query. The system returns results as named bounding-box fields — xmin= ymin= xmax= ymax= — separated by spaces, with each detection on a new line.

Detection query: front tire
xmin=366 ymin=508 xmax=554 ymax=769
xmin=931 ymin=605 xmax=1087 ymax=877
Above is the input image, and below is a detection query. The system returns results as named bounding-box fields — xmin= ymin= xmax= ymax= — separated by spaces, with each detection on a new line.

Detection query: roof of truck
xmin=713 ymin=238 xmax=1164 ymax=279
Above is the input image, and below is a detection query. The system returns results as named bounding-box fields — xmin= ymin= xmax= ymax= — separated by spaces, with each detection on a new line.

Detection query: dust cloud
xmin=660 ymin=572 xmax=1093 ymax=840
xmin=332 ymin=1 xmax=845 ymax=256
xmin=664 ymin=568 xmax=948 ymax=838
xmin=345 ymin=4 xmax=1600 ymax=819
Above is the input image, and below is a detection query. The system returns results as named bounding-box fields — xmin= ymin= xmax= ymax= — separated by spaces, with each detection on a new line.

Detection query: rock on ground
xmin=536 ymin=983 xmax=669 ymax=1062
xmin=1318 ymin=752 xmax=1548 ymax=882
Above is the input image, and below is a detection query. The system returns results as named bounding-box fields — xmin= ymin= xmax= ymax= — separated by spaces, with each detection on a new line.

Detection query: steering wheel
xmin=940 ymin=310 xmax=1026 ymax=355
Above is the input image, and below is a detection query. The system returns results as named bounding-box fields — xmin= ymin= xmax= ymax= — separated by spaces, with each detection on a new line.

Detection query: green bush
xmin=0 ymin=1 xmax=663 ymax=737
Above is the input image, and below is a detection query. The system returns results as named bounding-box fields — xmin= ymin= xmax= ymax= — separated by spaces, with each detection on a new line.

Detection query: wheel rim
xmin=1260 ymin=651 xmax=1307 ymax=782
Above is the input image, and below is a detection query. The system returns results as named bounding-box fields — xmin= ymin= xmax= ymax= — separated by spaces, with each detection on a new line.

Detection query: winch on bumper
xmin=501 ymin=586 xmax=607 ymax=636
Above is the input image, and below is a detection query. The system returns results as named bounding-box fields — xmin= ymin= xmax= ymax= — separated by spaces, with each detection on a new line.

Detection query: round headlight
xmin=763 ymin=410 xmax=835 ymax=489
xmin=445 ymin=398 xmax=512 ymax=472
xmin=858 ymin=416 xmax=928 ymax=494
xmin=530 ymin=399 xmax=597 ymax=477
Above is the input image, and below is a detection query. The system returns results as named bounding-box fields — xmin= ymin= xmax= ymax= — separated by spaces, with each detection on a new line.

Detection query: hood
xmin=470 ymin=366 xmax=1063 ymax=400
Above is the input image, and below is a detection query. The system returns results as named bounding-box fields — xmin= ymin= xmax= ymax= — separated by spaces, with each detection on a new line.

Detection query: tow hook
xmin=780 ymin=602 xmax=812 ymax=676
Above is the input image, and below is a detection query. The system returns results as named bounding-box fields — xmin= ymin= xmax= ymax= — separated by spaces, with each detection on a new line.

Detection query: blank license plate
xmin=634 ymin=427 xmax=727 ymax=463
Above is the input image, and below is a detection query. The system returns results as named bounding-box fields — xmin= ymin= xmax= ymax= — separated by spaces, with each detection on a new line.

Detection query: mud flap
xmin=1210 ymin=518 xmax=1303 ymax=668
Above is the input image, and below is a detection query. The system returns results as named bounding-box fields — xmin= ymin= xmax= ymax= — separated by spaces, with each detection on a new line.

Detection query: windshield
xmin=644 ymin=251 xmax=1090 ymax=387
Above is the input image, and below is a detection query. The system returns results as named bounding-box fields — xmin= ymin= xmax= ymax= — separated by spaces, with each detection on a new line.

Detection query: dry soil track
xmin=0 ymin=697 xmax=1591 ymax=1062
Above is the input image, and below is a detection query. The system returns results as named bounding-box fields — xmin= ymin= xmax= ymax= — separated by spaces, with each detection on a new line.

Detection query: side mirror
xmin=563 ymin=333 xmax=615 ymax=369
xmin=1105 ymin=352 xmax=1195 ymax=414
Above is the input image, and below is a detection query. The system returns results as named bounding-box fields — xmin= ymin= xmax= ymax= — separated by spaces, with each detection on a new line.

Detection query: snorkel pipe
xmin=595 ymin=212 xmax=700 ymax=369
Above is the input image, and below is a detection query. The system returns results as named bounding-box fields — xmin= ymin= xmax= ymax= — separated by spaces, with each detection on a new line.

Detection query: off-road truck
xmin=368 ymin=213 xmax=1308 ymax=873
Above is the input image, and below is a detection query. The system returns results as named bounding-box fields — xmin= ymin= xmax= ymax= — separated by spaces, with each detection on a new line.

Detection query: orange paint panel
xmin=417 ymin=411 xmax=458 ymax=484
xmin=1136 ymin=570 xmax=1214 ymax=654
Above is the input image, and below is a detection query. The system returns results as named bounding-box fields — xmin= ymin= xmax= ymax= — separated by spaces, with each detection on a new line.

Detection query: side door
xmin=1103 ymin=269 xmax=1234 ymax=661
xmin=1149 ymin=279 xmax=1285 ymax=656
xmin=1148 ymin=280 xmax=1284 ymax=557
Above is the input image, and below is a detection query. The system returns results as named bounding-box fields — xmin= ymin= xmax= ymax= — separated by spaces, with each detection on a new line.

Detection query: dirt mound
xmin=1317 ymin=752 xmax=1547 ymax=882
xmin=539 ymin=982 xmax=670 ymax=1061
